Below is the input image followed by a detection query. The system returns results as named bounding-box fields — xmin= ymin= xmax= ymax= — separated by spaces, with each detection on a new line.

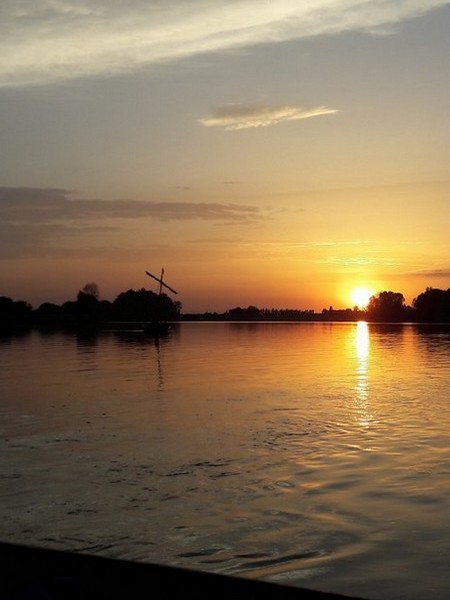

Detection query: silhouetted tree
xmin=74 ymin=282 xmax=101 ymax=321
xmin=413 ymin=287 xmax=450 ymax=322
xmin=224 ymin=306 xmax=262 ymax=320
xmin=321 ymin=307 xmax=358 ymax=321
xmin=98 ymin=299 xmax=114 ymax=321
xmin=79 ymin=282 xmax=100 ymax=300
xmin=76 ymin=291 xmax=98 ymax=307
xmin=366 ymin=291 xmax=408 ymax=322
xmin=34 ymin=302 xmax=63 ymax=323
xmin=59 ymin=300 xmax=81 ymax=322
xmin=0 ymin=296 xmax=32 ymax=324
xmin=112 ymin=288 xmax=180 ymax=321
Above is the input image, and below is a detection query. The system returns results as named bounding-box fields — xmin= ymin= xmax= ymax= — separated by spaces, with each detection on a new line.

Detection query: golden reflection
xmin=356 ymin=320 xmax=370 ymax=362
xmin=355 ymin=321 xmax=371 ymax=427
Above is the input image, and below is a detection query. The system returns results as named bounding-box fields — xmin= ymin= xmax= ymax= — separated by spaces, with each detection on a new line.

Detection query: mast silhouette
xmin=145 ymin=269 xmax=178 ymax=296
xmin=144 ymin=269 xmax=178 ymax=335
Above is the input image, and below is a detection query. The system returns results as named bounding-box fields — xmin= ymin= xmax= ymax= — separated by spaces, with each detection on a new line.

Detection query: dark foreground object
xmin=0 ymin=542 xmax=366 ymax=600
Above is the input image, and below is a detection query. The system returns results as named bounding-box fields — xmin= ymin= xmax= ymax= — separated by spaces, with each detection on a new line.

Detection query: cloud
xmin=199 ymin=104 xmax=337 ymax=130
xmin=0 ymin=187 xmax=264 ymax=223
xmin=0 ymin=186 xmax=268 ymax=259
xmin=407 ymin=268 xmax=450 ymax=279
xmin=1 ymin=1 xmax=448 ymax=87
xmin=323 ymin=256 xmax=397 ymax=266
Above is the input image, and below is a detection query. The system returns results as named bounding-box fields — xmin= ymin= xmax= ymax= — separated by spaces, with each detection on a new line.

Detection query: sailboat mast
xmin=145 ymin=270 xmax=178 ymax=295
xmin=143 ymin=268 xmax=179 ymax=336
xmin=159 ymin=268 xmax=164 ymax=296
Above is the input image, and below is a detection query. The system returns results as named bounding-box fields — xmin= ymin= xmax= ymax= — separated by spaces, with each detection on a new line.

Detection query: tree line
xmin=1 ymin=285 xmax=450 ymax=327
xmin=184 ymin=287 xmax=450 ymax=323
xmin=0 ymin=283 xmax=182 ymax=328
xmin=367 ymin=288 xmax=450 ymax=322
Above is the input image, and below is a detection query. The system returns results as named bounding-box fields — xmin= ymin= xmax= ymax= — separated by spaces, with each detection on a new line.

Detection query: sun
xmin=349 ymin=287 xmax=374 ymax=309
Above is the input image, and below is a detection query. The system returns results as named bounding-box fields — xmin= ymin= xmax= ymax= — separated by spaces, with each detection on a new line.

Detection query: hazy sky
xmin=1 ymin=0 xmax=450 ymax=312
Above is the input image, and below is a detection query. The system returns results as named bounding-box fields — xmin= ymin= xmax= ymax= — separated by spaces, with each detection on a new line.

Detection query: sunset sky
xmin=1 ymin=1 xmax=450 ymax=313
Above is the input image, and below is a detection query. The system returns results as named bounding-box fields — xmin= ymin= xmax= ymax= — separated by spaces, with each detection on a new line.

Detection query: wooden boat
xmin=143 ymin=320 xmax=172 ymax=337
xmin=0 ymin=541 xmax=367 ymax=600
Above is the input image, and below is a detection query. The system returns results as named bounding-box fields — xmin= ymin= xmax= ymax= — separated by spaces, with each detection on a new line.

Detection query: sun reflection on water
xmin=355 ymin=321 xmax=371 ymax=427
xmin=356 ymin=320 xmax=370 ymax=363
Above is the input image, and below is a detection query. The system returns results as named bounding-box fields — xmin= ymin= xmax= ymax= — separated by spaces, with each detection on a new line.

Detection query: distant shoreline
xmin=2 ymin=286 xmax=450 ymax=327
xmin=2 ymin=317 xmax=450 ymax=335
xmin=4 ymin=289 xmax=449 ymax=322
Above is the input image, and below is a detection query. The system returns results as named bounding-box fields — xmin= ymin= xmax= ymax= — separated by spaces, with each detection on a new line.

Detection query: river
xmin=1 ymin=322 xmax=449 ymax=599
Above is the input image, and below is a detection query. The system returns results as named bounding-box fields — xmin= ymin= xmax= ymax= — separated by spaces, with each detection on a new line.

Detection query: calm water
xmin=1 ymin=322 xmax=450 ymax=599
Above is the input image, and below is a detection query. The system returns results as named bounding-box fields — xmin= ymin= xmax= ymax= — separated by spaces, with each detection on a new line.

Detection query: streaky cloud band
xmin=0 ymin=186 xmax=265 ymax=223
xmin=1 ymin=0 xmax=449 ymax=87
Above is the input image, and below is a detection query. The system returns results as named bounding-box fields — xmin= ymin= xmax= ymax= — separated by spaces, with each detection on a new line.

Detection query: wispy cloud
xmin=199 ymin=104 xmax=338 ymax=130
xmin=323 ymin=256 xmax=398 ymax=266
xmin=1 ymin=1 xmax=448 ymax=87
